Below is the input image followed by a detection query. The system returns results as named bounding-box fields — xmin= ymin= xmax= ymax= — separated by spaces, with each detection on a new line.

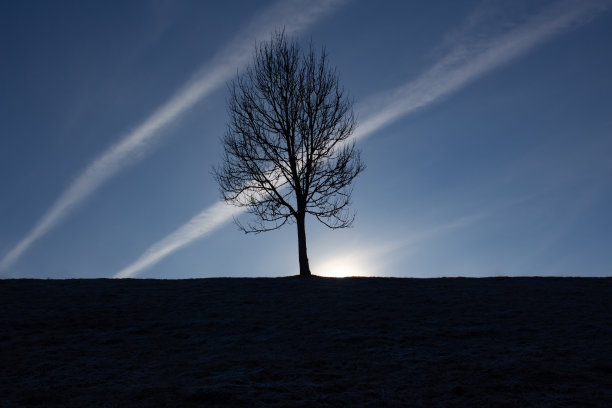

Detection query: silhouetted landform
xmin=1 ymin=277 xmax=611 ymax=407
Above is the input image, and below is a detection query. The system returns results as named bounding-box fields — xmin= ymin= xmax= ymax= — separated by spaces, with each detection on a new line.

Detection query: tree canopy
xmin=214 ymin=31 xmax=363 ymax=276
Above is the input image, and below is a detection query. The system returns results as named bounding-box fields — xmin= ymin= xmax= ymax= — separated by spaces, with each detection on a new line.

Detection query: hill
xmin=1 ymin=277 xmax=611 ymax=407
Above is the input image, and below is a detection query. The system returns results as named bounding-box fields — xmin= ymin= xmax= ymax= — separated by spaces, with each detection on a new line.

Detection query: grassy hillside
xmin=1 ymin=277 xmax=611 ymax=407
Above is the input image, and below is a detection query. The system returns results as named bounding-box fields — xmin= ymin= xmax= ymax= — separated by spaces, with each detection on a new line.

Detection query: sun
xmin=315 ymin=255 xmax=370 ymax=278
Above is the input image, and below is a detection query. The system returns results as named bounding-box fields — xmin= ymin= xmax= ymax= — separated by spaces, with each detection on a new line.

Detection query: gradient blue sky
xmin=1 ymin=0 xmax=611 ymax=279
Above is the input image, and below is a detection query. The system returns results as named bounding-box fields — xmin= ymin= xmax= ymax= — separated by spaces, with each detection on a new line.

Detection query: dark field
xmin=1 ymin=277 xmax=611 ymax=407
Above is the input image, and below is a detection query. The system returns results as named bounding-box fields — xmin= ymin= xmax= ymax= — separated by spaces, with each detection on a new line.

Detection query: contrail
xmin=352 ymin=0 xmax=611 ymax=141
xmin=114 ymin=201 xmax=242 ymax=278
xmin=113 ymin=0 xmax=610 ymax=278
xmin=0 ymin=0 xmax=348 ymax=273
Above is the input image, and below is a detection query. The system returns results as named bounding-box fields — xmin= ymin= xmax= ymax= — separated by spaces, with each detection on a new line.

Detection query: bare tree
xmin=214 ymin=31 xmax=364 ymax=277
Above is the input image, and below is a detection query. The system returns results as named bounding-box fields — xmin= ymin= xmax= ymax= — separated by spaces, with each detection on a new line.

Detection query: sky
xmin=1 ymin=0 xmax=611 ymax=279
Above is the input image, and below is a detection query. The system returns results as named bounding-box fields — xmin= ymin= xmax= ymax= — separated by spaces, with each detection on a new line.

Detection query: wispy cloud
xmin=0 ymin=0 xmax=347 ymax=273
xmin=114 ymin=0 xmax=610 ymax=278
xmin=310 ymin=212 xmax=491 ymax=277
xmin=114 ymin=201 xmax=242 ymax=278
xmin=352 ymin=0 xmax=611 ymax=141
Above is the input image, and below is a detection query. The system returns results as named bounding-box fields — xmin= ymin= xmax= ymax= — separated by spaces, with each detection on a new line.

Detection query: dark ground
xmin=1 ymin=277 xmax=611 ymax=407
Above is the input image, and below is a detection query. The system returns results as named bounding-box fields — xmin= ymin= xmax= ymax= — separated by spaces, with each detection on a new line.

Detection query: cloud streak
xmin=114 ymin=201 xmax=242 ymax=278
xmin=352 ymin=0 xmax=611 ymax=141
xmin=114 ymin=0 xmax=610 ymax=278
xmin=0 ymin=0 xmax=347 ymax=273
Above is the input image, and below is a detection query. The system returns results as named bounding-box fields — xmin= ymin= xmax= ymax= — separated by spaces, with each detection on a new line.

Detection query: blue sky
xmin=1 ymin=0 xmax=611 ymax=279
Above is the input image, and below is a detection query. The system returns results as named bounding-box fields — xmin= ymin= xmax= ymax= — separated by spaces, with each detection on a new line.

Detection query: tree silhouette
xmin=214 ymin=31 xmax=364 ymax=277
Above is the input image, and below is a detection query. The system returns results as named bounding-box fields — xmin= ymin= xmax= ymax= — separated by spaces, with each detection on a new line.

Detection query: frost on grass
xmin=1 ymin=277 xmax=611 ymax=407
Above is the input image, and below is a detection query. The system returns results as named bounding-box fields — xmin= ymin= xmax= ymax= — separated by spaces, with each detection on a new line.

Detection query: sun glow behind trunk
xmin=314 ymin=255 xmax=371 ymax=278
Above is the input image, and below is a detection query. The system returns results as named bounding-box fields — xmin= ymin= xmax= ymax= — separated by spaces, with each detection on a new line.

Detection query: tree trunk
xmin=296 ymin=213 xmax=311 ymax=277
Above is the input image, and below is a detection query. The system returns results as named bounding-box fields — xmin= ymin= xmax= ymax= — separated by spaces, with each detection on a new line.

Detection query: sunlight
xmin=315 ymin=255 xmax=371 ymax=278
